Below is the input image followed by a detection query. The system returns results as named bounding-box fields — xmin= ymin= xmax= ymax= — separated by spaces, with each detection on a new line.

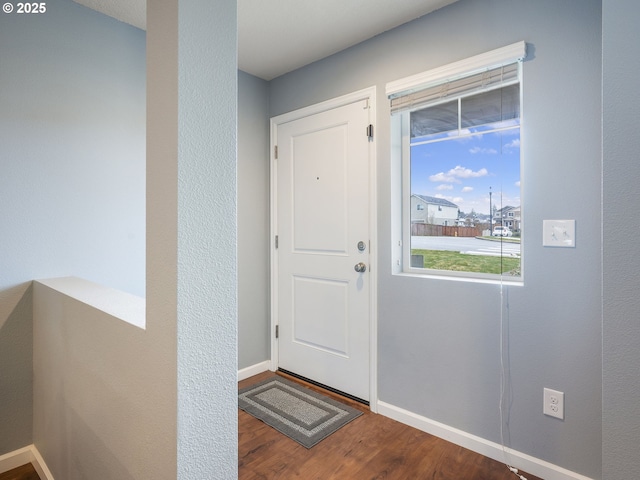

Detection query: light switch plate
xmin=543 ymin=220 xmax=575 ymax=247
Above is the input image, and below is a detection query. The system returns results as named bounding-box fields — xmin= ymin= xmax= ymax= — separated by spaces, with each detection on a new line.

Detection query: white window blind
xmin=390 ymin=63 xmax=519 ymax=115
xmin=386 ymin=41 xmax=526 ymax=115
xmin=409 ymin=82 xmax=520 ymax=139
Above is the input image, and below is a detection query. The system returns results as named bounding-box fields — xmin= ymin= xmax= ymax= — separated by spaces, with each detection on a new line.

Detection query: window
xmin=388 ymin=42 xmax=525 ymax=282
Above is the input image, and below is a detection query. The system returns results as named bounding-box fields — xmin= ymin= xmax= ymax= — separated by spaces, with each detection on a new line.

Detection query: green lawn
xmin=479 ymin=235 xmax=521 ymax=244
xmin=411 ymin=249 xmax=521 ymax=276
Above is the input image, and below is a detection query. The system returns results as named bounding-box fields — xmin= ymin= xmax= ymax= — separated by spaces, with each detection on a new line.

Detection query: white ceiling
xmin=73 ymin=0 xmax=459 ymax=80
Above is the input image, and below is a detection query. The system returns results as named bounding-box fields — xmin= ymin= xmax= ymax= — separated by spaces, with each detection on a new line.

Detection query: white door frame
xmin=270 ymin=86 xmax=378 ymax=412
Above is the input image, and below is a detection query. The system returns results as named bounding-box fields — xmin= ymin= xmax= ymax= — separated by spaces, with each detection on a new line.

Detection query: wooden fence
xmin=411 ymin=223 xmax=484 ymax=237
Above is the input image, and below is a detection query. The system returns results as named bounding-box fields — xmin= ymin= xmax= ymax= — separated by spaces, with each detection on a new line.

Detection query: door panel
xmin=293 ymin=276 xmax=348 ymax=356
xmin=292 ymin=125 xmax=348 ymax=253
xmin=276 ymin=98 xmax=371 ymax=401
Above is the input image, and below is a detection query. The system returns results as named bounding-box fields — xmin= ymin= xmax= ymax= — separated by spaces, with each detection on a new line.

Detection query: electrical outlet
xmin=543 ymin=388 xmax=564 ymax=420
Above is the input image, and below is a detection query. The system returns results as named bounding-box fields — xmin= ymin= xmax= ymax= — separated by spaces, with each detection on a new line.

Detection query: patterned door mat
xmin=239 ymin=376 xmax=363 ymax=448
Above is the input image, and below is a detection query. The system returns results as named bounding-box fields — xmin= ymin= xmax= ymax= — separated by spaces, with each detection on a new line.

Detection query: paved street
xmin=411 ymin=236 xmax=520 ymax=257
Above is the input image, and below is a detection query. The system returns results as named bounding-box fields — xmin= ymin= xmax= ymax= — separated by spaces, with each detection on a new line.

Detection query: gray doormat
xmin=238 ymin=376 xmax=363 ymax=448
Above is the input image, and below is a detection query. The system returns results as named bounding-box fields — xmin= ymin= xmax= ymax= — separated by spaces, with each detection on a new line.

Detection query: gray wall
xmin=0 ymin=285 xmax=32 ymax=455
xmin=270 ymin=1 xmax=602 ymax=477
xmin=0 ymin=0 xmax=145 ymax=457
xmin=602 ymin=0 xmax=640 ymax=478
xmin=10 ymin=0 xmax=640 ymax=478
xmin=238 ymin=71 xmax=271 ymax=369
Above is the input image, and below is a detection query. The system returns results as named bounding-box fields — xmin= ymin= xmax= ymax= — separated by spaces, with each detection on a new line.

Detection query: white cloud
xmin=437 ymin=184 xmax=454 ymax=191
xmin=505 ymin=139 xmax=521 ymax=149
xmin=449 ymin=129 xmax=475 ymax=138
xmin=429 ymin=172 xmax=455 ymax=182
xmin=435 ymin=193 xmax=465 ymax=207
xmin=470 ymin=146 xmax=498 ymax=154
xmin=453 ymin=166 xmax=488 ymax=178
xmin=462 ymin=186 xmax=474 ymax=192
xmin=434 ymin=193 xmax=465 ymax=206
xmin=429 ymin=165 xmax=488 ymax=183
xmin=515 ymin=181 xmax=521 ymax=187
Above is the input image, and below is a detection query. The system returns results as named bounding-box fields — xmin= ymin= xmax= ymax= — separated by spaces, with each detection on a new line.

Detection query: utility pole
xmin=489 ymin=186 xmax=493 ymax=235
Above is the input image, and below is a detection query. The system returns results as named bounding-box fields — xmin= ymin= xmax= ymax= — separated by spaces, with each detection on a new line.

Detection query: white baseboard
xmin=0 ymin=446 xmax=31 ymax=474
xmin=377 ymin=401 xmax=594 ymax=480
xmin=0 ymin=445 xmax=54 ymax=480
xmin=238 ymin=360 xmax=272 ymax=382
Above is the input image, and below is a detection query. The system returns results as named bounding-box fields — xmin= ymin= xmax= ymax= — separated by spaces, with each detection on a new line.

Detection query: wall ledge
xmin=35 ymin=276 xmax=145 ymax=329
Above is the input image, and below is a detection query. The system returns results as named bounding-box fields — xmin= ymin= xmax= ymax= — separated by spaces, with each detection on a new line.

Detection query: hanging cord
xmin=499 ymin=282 xmax=523 ymax=479
xmin=499 ymin=274 xmax=527 ymax=480
xmin=497 ymin=185 xmax=527 ymax=480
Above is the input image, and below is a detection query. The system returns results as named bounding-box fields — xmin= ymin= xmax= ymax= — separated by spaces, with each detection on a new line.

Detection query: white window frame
xmin=387 ymin=42 xmax=526 ymax=285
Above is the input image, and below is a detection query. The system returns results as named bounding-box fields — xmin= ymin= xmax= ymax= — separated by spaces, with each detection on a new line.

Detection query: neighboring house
xmin=411 ymin=194 xmax=459 ymax=226
xmin=495 ymin=205 xmax=521 ymax=232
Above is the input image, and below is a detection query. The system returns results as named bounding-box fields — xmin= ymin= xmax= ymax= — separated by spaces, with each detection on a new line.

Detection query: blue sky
xmin=411 ymin=127 xmax=520 ymax=216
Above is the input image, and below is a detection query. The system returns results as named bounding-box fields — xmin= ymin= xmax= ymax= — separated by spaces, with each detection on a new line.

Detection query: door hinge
xmin=274 ymin=145 xmax=278 ymax=159
xmin=275 ymin=235 xmax=278 ymax=249
xmin=366 ymin=124 xmax=374 ymax=140
xmin=275 ymin=325 xmax=279 ymax=338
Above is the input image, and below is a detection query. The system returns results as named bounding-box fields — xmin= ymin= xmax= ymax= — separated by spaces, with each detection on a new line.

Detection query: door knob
xmin=354 ymin=262 xmax=367 ymax=273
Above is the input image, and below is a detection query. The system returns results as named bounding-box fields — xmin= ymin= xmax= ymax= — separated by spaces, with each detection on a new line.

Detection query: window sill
xmin=394 ymin=270 xmax=523 ymax=286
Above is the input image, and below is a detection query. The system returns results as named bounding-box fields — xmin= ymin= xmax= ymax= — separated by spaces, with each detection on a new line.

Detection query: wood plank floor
xmin=239 ymin=372 xmax=542 ymax=480
xmin=0 ymin=464 xmax=40 ymax=480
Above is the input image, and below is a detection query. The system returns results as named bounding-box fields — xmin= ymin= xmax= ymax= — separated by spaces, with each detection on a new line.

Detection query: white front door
xmin=274 ymin=96 xmax=372 ymax=401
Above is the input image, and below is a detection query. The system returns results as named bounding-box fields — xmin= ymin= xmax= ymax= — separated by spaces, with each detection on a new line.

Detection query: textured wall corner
xmin=602 ymin=0 xmax=640 ymax=478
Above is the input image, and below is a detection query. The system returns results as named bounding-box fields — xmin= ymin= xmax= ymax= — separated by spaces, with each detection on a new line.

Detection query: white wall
xmin=602 ymin=0 xmax=640 ymax=477
xmin=17 ymin=2 xmax=176 ymax=478
xmin=33 ymin=279 xmax=174 ymax=479
xmin=0 ymin=0 xmax=145 ymax=457
xmin=269 ymin=1 xmax=602 ymax=477
xmin=0 ymin=0 xmax=146 ymax=298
